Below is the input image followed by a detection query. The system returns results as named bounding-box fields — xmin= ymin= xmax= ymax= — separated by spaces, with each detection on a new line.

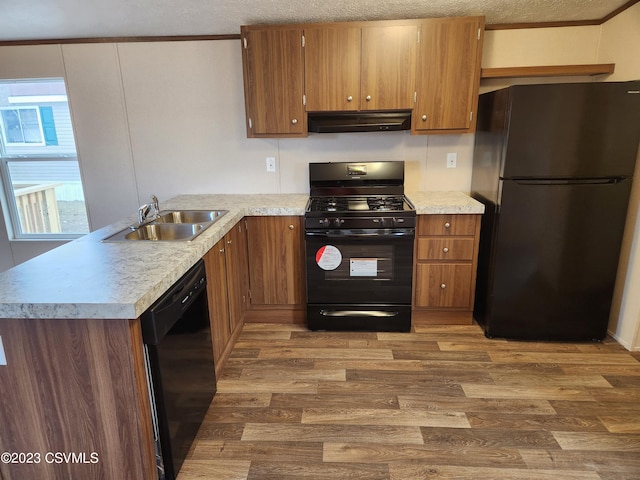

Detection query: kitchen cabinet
xmin=240 ymin=26 xmax=306 ymax=137
xmin=205 ymin=237 xmax=230 ymax=369
xmin=304 ymin=22 xmax=418 ymax=112
xmin=0 ymin=318 xmax=156 ymax=479
xmin=204 ymin=220 xmax=249 ymax=375
xmin=413 ymin=214 xmax=481 ymax=324
xmin=412 ymin=16 xmax=484 ymax=134
xmin=245 ymin=216 xmax=306 ymax=323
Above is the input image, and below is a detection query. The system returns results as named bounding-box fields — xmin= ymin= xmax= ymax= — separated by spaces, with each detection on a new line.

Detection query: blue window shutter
xmin=39 ymin=106 xmax=58 ymax=146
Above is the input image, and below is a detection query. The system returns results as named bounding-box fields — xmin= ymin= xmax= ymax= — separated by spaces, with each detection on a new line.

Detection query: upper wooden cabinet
xmin=240 ymin=16 xmax=484 ymax=137
xmin=241 ymin=26 xmax=306 ymax=137
xmin=304 ymin=26 xmax=361 ymax=112
xmin=413 ymin=16 xmax=484 ymax=134
xmin=304 ymin=23 xmax=418 ymax=112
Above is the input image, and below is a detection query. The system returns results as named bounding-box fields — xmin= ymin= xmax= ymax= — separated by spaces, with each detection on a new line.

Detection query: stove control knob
xmin=333 ymin=218 xmax=344 ymax=227
xmin=319 ymin=218 xmax=330 ymax=227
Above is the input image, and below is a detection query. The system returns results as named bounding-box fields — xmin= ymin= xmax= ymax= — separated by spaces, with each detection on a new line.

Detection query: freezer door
xmin=483 ymin=177 xmax=632 ymax=340
xmin=503 ymin=82 xmax=640 ymax=178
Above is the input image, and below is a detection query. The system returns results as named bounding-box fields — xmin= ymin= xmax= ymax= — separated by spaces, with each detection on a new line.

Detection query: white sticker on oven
xmin=316 ymin=245 xmax=342 ymax=271
xmin=350 ymin=258 xmax=378 ymax=277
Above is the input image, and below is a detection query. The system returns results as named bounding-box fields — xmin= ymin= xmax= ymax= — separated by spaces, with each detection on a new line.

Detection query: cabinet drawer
xmin=418 ymin=214 xmax=477 ymax=236
xmin=416 ymin=237 xmax=474 ymax=261
xmin=414 ymin=263 xmax=472 ymax=308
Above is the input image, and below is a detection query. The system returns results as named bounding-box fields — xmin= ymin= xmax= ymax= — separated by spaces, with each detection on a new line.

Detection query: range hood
xmin=308 ymin=111 xmax=412 ymax=133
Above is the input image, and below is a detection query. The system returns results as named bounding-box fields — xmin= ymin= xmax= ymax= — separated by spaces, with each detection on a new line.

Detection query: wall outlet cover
xmin=446 ymin=152 xmax=457 ymax=169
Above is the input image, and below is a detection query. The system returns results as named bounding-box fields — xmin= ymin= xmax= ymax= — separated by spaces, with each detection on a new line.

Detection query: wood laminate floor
xmin=178 ymin=323 xmax=640 ymax=480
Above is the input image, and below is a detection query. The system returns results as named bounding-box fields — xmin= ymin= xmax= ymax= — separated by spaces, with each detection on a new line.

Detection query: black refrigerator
xmin=471 ymin=81 xmax=640 ymax=341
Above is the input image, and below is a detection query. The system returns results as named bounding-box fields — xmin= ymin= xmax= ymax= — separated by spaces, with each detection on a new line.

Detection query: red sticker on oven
xmin=316 ymin=245 xmax=342 ymax=271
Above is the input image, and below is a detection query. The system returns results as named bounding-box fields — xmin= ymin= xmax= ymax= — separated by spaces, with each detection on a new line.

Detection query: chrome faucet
xmin=151 ymin=195 xmax=159 ymax=217
xmin=138 ymin=194 xmax=160 ymax=224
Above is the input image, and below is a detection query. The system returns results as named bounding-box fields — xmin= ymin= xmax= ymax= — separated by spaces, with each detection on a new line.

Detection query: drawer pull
xmin=443 ymin=247 xmax=449 ymax=253
xmin=444 ymin=222 xmax=451 ymax=229
xmin=441 ymin=283 xmax=447 ymax=289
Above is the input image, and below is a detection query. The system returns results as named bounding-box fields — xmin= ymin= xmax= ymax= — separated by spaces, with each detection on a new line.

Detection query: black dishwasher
xmin=141 ymin=260 xmax=216 ymax=480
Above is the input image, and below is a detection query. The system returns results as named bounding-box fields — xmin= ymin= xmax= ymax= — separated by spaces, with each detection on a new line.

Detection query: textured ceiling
xmin=0 ymin=0 xmax=633 ymax=42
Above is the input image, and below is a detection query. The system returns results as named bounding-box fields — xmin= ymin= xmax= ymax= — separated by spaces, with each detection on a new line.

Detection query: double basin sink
xmin=103 ymin=210 xmax=228 ymax=242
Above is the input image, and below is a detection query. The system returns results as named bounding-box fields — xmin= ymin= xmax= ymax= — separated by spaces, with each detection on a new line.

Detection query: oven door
xmin=305 ymin=228 xmax=414 ymax=331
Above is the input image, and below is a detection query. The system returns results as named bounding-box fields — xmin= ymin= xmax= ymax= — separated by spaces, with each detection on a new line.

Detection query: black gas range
xmin=304 ymin=161 xmax=416 ymax=332
xmin=305 ymin=195 xmax=415 ymax=229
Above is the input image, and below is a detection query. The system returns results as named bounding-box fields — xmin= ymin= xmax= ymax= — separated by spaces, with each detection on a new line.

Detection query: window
xmin=0 ymin=79 xmax=89 ymax=238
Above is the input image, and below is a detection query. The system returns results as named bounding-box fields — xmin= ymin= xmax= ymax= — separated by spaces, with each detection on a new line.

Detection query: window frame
xmin=0 ymin=78 xmax=89 ymax=241
xmin=0 ymin=106 xmax=46 ymax=147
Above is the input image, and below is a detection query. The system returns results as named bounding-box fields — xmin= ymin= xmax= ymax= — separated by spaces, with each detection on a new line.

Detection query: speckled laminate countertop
xmin=407 ymin=191 xmax=485 ymax=215
xmin=0 ymin=192 xmax=483 ymax=320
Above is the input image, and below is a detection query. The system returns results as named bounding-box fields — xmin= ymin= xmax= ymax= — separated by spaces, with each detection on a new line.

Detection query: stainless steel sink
xmin=124 ymin=223 xmax=205 ymax=241
xmin=102 ymin=209 xmax=228 ymax=242
xmin=155 ymin=210 xmax=227 ymax=224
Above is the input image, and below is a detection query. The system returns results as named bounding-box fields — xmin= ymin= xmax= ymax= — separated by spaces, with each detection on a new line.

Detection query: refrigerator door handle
xmin=513 ymin=177 xmax=626 ymax=186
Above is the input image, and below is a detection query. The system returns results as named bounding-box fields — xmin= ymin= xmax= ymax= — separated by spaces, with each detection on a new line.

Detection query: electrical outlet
xmin=266 ymin=157 xmax=276 ymax=172
xmin=446 ymin=152 xmax=457 ymax=169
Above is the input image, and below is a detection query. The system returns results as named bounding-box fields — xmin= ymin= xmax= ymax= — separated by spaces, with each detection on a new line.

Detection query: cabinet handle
xmin=227 ymin=239 xmax=232 ymax=244
xmin=219 ymin=248 xmax=225 ymax=254
xmin=291 ymin=118 xmax=298 ymax=125
xmin=441 ymin=283 xmax=447 ymax=289
xmin=289 ymin=224 xmax=295 ymax=230
xmin=444 ymin=222 xmax=451 ymax=229
xmin=421 ymin=114 xmax=427 ymax=121
xmin=347 ymin=95 xmax=353 ymax=102
xmin=443 ymin=247 xmax=449 ymax=253
xmin=365 ymin=95 xmax=372 ymax=102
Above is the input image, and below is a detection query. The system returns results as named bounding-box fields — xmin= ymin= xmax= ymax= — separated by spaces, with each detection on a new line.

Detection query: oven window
xmin=320 ymin=244 xmax=394 ymax=281
xmin=306 ymin=233 xmax=414 ymax=305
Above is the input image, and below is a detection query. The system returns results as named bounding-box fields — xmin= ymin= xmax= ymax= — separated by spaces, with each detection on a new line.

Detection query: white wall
xmin=598 ymin=2 xmax=640 ymax=350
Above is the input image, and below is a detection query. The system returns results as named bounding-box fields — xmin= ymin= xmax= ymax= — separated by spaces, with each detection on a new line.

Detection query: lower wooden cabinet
xmin=204 ymin=220 xmax=249 ymax=376
xmin=412 ymin=214 xmax=481 ymax=324
xmin=245 ymin=216 xmax=306 ymax=323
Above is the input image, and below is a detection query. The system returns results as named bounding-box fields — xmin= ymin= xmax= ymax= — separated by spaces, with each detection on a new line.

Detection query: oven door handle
xmin=305 ymin=229 xmax=415 ymax=239
xmin=320 ymin=309 xmax=399 ymax=318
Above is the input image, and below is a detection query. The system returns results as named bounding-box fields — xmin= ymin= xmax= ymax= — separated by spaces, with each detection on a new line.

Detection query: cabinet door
xmin=247 ymin=216 xmax=305 ymax=306
xmin=414 ymin=17 xmax=484 ymax=133
xmin=204 ymin=239 xmax=230 ymax=364
xmin=304 ymin=26 xmax=361 ymax=112
xmin=361 ymin=25 xmax=418 ymax=111
xmin=225 ymin=220 xmax=250 ymax=332
xmin=241 ymin=27 xmax=306 ymax=136
xmin=416 ymin=237 xmax=475 ymax=261
xmin=418 ymin=214 xmax=477 ymax=236
xmin=414 ymin=263 xmax=473 ymax=308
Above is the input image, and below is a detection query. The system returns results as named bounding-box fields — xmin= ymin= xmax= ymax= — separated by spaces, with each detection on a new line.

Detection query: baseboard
xmin=411 ymin=309 xmax=474 ymax=325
